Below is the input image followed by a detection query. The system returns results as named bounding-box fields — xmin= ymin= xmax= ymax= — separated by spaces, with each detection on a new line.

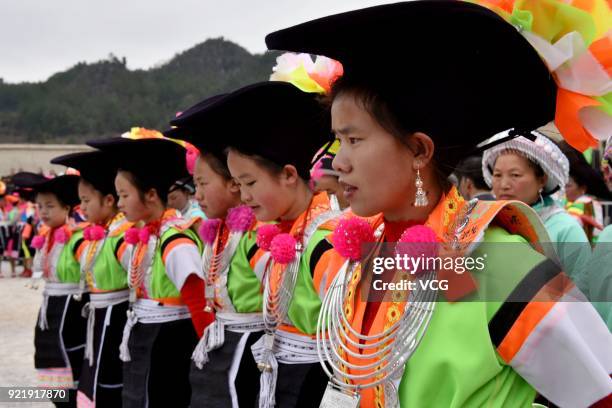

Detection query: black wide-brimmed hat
xmin=163 ymin=94 xmax=228 ymax=162
xmin=11 ymin=172 xmax=80 ymax=207
xmin=165 ymin=81 xmax=332 ymax=180
xmin=86 ymin=137 xmax=189 ymax=199
xmin=51 ymin=150 xmax=119 ymax=197
xmin=265 ymin=0 xmax=556 ymax=170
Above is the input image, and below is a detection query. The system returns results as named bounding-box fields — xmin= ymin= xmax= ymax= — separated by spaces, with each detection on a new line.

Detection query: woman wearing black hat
xmin=13 ymin=172 xmax=87 ymax=407
xmin=88 ymin=133 xmax=214 ymax=408
xmin=165 ymin=100 xmax=265 ymax=408
xmin=224 ymin=83 xmax=342 ymax=408
xmin=51 ymin=150 xmax=132 ymax=408
xmin=265 ymin=0 xmax=612 ymax=407
xmin=172 ymin=81 xmax=344 ymax=407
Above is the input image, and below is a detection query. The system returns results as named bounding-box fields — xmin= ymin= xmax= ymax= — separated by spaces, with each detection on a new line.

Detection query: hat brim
xmin=266 ymin=0 xmax=556 ymax=165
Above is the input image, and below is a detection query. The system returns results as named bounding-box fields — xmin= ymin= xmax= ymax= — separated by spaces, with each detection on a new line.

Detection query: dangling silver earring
xmin=414 ymin=167 xmax=428 ymax=207
xmin=538 ymin=188 xmax=545 ymax=206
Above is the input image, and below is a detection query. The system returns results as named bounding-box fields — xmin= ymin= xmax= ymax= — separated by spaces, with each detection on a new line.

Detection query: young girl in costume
xmin=51 ymin=150 xmax=131 ymax=408
xmin=266 ymin=0 xmax=612 ymax=406
xmin=13 ymin=172 xmax=87 ymax=408
xmin=87 ymin=135 xmax=213 ymax=408
xmin=183 ymin=81 xmax=342 ymax=407
xmin=164 ymin=102 xmax=264 ymax=407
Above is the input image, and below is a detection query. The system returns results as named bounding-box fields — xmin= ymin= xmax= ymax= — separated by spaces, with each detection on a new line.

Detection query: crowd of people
xmin=0 ymin=0 xmax=611 ymax=407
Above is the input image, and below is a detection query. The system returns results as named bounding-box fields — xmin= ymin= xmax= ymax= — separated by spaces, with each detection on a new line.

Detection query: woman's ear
xmin=144 ymin=188 xmax=158 ymax=204
xmin=280 ymin=165 xmax=300 ymax=187
xmin=102 ymin=194 xmax=115 ymax=209
xmin=538 ymin=174 xmax=548 ymax=192
xmin=228 ymin=178 xmax=240 ymax=194
xmin=407 ymin=132 xmax=435 ymax=170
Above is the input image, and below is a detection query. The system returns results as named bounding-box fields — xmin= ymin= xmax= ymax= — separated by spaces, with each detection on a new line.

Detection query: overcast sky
xmin=0 ymin=0 xmax=394 ymax=83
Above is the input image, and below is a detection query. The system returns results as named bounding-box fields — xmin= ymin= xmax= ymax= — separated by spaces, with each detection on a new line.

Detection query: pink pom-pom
xmin=138 ymin=228 xmax=151 ymax=244
xmin=125 ymin=227 xmax=140 ymax=245
xmin=331 ymin=217 xmax=374 ymax=261
xmin=395 ymin=225 xmax=439 ymax=276
xmin=84 ymin=225 xmax=104 ymax=241
xmin=31 ymin=235 xmax=45 ymax=249
xmin=226 ymin=205 xmax=255 ymax=233
xmin=270 ymin=233 xmax=297 ymax=264
xmin=199 ymin=219 xmax=221 ymax=245
xmin=185 ymin=145 xmax=199 ymax=176
xmin=54 ymin=228 xmax=69 ymax=244
xmin=89 ymin=225 xmax=106 ymax=241
xmin=256 ymin=224 xmax=281 ymax=251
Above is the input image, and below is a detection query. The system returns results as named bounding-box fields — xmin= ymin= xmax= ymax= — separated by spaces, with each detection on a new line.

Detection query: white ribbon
xmin=251 ymin=330 xmax=330 ymax=408
xmin=119 ymin=299 xmax=191 ymax=362
xmin=191 ymin=320 xmax=224 ymax=369
xmin=191 ymin=312 xmax=264 ymax=369
xmin=38 ymin=282 xmax=81 ymax=330
xmin=83 ymin=289 xmax=129 ymax=366
xmin=252 ymin=329 xmax=327 ymax=365
xmin=119 ymin=309 xmax=138 ymax=362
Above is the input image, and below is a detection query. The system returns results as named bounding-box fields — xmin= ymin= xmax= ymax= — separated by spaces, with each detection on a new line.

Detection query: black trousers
xmin=190 ymin=330 xmax=263 ymax=408
xmin=122 ymin=319 xmax=198 ymax=408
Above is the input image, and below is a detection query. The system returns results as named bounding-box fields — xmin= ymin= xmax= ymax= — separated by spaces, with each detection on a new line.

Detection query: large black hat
xmin=86 ymin=137 xmax=188 ymax=201
xmin=165 ymin=81 xmax=332 ymax=180
xmin=11 ymin=172 xmax=80 ymax=207
xmin=51 ymin=150 xmax=119 ymax=197
xmin=265 ymin=0 xmax=556 ymax=170
xmin=163 ymin=94 xmax=228 ymax=162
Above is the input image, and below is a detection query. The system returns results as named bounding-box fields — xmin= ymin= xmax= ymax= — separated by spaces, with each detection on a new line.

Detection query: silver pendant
xmin=319 ymin=382 xmax=360 ymax=408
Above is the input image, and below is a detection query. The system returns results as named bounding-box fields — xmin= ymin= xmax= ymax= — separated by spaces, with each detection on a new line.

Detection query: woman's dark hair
xmin=558 ymin=141 xmax=612 ymax=200
xmin=118 ymin=169 xmax=168 ymax=205
xmin=79 ymin=178 xmax=119 ymax=208
xmin=36 ymin=191 xmax=73 ymax=216
xmin=454 ymin=156 xmax=489 ymax=190
xmin=200 ymin=152 xmax=234 ymax=181
xmin=224 ymin=147 xmax=285 ymax=178
xmin=328 ymin=77 xmax=452 ymax=191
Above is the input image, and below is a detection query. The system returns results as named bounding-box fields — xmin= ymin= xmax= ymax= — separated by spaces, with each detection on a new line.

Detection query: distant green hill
xmin=0 ymin=38 xmax=279 ymax=143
